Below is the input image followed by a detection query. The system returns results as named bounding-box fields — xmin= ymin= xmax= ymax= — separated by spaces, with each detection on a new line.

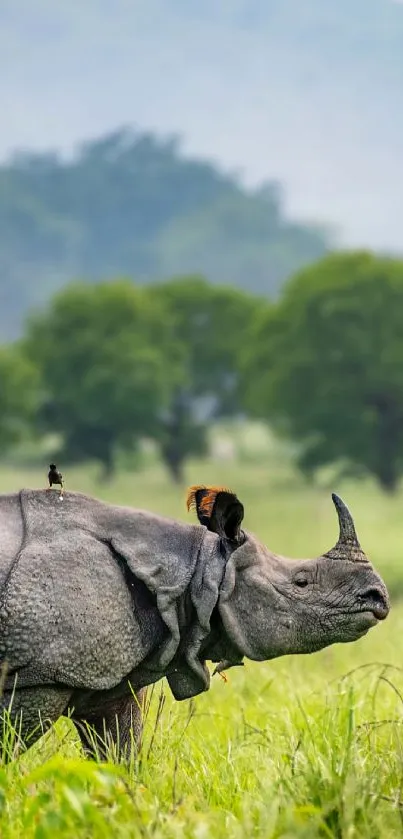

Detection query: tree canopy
xmin=0 ymin=346 xmax=39 ymax=455
xmin=23 ymin=276 xmax=264 ymax=480
xmin=243 ymin=251 xmax=403 ymax=492
xmin=148 ymin=277 xmax=264 ymax=480
xmin=0 ymin=128 xmax=328 ymax=338
xmin=24 ymin=281 xmax=180 ymax=477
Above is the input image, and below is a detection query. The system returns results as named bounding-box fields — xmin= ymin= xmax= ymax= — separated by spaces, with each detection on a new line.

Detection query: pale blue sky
xmin=1 ymin=0 xmax=402 ymax=249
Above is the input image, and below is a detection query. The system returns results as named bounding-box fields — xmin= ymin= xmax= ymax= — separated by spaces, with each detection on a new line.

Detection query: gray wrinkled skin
xmin=0 ymin=489 xmax=389 ymax=761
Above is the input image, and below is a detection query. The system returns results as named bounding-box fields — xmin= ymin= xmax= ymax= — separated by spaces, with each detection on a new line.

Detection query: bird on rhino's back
xmin=0 ymin=484 xmax=389 ymax=762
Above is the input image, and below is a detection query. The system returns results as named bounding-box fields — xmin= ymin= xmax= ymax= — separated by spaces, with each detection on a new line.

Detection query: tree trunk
xmin=162 ymin=448 xmax=184 ymax=484
xmin=100 ymin=447 xmax=115 ymax=482
xmin=160 ymin=388 xmax=188 ymax=484
xmin=374 ymin=396 xmax=401 ymax=493
xmin=376 ymin=458 xmax=398 ymax=494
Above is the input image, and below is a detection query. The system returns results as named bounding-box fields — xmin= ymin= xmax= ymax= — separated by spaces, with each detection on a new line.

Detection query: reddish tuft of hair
xmin=186 ymin=485 xmax=234 ymax=517
xmin=186 ymin=485 xmax=204 ymax=512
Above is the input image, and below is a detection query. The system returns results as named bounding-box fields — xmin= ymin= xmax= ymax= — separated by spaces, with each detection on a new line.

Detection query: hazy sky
xmin=1 ymin=0 xmax=403 ymax=249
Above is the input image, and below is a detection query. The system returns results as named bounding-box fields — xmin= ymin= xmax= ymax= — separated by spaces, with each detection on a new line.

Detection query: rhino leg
xmin=0 ymin=686 xmax=72 ymax=760
xmin=72 ymin=689 xmax=146 ymax=764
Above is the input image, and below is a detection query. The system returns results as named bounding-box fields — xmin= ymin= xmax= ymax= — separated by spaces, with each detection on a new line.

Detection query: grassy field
xmin=1 ymin=442 xmax=403 ymax=837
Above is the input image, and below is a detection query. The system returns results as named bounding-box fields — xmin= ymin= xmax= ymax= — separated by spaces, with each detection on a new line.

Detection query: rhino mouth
xmin=369 ymin=604 xmax=389 ymax=621
xmin=340 ymin=611 xmax=379 ymax=642
xmin=357 ymin=602 xmax=389 ymax=622
xmin=355 ymin=591 xmax=390 ymax=623
xmin=352 ymin=607 xmax=386 ymax=629
xmin=357 ymin=610 xmax=380 ymax=626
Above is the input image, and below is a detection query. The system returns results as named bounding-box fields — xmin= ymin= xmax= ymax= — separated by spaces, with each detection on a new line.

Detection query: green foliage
xmin=156 ymin=188 xmax=327 ymax=295
xmin=244 ymin=250 xmax=403 ymax=492
xmin=0 ymin=345 xmax=39 ymax=455
xmin=1 ymin=457 xmax=403 ymax=837
xmin=0 ymin=128 xmax=328 ymax=338
xmin=21 ymin=276 xmax=265 ymax=478
xmin=24 ymin=281 xmax=180 ymax=476
xmin=16 ymin=275 xmax=268 ymax=478
xmin=151 ymin=276 xmax=263 ymax=402
xmin=148 ymin=277 xmax=266 ymax=480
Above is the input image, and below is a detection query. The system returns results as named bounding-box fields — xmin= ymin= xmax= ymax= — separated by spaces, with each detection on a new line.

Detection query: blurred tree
xmin=157 ymin=191 xmax=326 ymax=295
xmin=0 ymin=346 xmax=39 ymax=455
xmin=0 ymin=128 xmax=328 ymax=338
xmin=158 ymin=387 xmax=208 ymax=484
xmin=243 ymin=251 xmax=403 ymax=492
xmin=24 ymin=282 xmax=180 ymax=479
xmin=148 ymin=277 xmax=265 ymax=482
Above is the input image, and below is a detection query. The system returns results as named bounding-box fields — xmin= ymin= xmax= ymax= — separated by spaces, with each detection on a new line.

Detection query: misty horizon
xmin=1 ymin=0 xmax=402 ymax=252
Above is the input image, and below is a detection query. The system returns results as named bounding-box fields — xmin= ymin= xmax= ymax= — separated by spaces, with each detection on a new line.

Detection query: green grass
xmin=1 ymin=446 xmax=403 ymax=837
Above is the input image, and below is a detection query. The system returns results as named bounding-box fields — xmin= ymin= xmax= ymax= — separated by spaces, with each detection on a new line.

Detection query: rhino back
xmin=0 ymin=493 xmax=24 ymax=587
xmin=0 ymin=490 xmax=167 ymax=690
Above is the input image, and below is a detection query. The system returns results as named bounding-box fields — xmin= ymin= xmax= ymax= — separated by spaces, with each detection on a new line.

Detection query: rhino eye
xmin=293 ymin=574 xmax=310 ymax=588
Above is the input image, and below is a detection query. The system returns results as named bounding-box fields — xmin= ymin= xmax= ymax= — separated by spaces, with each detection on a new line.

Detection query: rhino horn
xmin=324 ymin=493 xmax=368 ymax=563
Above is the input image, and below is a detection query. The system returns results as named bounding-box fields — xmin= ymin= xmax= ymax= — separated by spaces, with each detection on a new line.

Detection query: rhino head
xmin=187 ymin=486 xmax=390 ymax=668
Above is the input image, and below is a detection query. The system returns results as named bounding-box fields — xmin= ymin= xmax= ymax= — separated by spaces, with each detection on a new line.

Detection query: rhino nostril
xmin=361 ymin=587 xmax=389 ymax=620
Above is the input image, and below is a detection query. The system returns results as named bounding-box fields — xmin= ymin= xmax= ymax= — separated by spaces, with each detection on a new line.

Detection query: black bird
xmin=47 ymin=464 xmax=64 ymax=497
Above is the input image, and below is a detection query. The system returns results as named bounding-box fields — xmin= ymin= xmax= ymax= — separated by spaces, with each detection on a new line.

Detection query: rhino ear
xmin=186 ymin=485 xmax=244 ymax=543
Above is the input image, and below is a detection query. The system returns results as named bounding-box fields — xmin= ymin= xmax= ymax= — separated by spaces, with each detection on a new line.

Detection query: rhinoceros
xmin=0 ymin=485 xmax=389 ymax=760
